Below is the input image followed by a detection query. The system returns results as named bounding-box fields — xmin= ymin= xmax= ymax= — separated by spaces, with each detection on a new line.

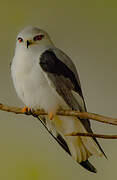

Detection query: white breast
xmin=11 ymin=48 xmax=67 ymax=112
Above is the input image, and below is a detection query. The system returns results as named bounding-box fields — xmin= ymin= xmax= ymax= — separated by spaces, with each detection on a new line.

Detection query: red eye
xmin=33 ymin=35 xmax=44 ymax=41
xmin=18 ymin=37 xmax=23 ymax=43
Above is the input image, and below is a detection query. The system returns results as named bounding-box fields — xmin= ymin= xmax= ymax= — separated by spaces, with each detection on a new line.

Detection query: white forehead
xmin=17 ymin=26 xmax=46 ymax=39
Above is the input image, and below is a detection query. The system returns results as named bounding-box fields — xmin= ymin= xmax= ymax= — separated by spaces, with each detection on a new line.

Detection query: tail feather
xmin=56 ymin=133 xmax=97 ymax=173
xmin=80 ymin=160 xmax=97 ymax=173
xmin=75 ymin=118 xmax=103 ymax=157
xmin=52 ymin=115 xmax=104 ymax=173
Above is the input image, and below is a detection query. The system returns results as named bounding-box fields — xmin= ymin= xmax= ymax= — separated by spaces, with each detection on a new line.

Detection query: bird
xmin=11 ymin=26 xmax=106 ymax=173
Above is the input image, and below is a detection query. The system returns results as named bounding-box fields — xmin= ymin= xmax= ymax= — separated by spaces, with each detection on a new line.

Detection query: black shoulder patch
xmin=40 ymin=50 xmax=82 ymax=96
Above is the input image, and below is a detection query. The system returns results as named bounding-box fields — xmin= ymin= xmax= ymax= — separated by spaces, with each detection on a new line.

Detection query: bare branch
xmin=0 ymin=103 xmax=117 ymax=126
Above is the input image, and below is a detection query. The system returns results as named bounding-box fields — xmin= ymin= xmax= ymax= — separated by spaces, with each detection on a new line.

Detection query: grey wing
xmin=39 ymin=48 xmax=106 ymax=158
xmin=53 ymin=48 xmax=106 ymax=158
xmin=53 ymin=48 xmax=82 ymax=89
xmin=53 ymin=48 xmax=91 ymax=124
xmin=40 ymin=47 xmax=90 ymax=123
xmin=43 ymin=47 xmax=90 ymax=127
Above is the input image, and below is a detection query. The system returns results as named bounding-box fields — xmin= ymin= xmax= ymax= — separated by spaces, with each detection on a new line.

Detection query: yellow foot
xmin=48 ymin=112 xmax=54 ymax=120
xmin=22 ymin=107 xmax=32 ymax=114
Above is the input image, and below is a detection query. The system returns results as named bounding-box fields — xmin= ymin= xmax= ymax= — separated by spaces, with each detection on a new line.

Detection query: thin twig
xmin=65 ymin=132 xmax=117 ymax=139
xmin=58 ymin=110 xmax=117 ymax=126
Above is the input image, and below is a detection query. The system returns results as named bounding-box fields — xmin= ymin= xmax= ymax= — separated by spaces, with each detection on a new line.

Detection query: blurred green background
xmin=0 ymin=0 xmax=117 ymax=179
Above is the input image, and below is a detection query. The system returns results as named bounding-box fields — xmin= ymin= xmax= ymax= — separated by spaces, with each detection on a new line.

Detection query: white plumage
xmin=11 ymin=45 xmax=66 ymax=112
xmin=11 ymin=26 xmax=104 ymax=173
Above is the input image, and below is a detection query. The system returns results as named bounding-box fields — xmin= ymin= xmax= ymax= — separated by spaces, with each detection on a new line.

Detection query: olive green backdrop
xmin=0 ymin=0 xmax=117 ymax=179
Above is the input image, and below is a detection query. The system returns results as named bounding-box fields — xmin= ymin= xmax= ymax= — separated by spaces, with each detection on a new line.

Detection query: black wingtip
xmin=80 ymin=160 xmax=97 ymax=173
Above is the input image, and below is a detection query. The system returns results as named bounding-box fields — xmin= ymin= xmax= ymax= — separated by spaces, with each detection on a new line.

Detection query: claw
xmin=27 ymin=107 xmax=32 ymax=113
xmin=22 ymin=106 xmax=32 ymax=114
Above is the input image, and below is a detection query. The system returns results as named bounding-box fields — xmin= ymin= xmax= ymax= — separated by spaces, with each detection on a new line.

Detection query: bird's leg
xmin=48 ymin=106 xmax=61 ymax=120
xmin=48 ymin=112 xmax=54 ymax=120
xmin=22 ymin=106 xmax=32 ymax=114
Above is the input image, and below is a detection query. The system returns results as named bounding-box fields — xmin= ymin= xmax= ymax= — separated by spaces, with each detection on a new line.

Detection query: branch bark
xmin=0 ymin=103 xmax=117 ymax=125
xmin=0 ymin=103 xmax=117 ymax=139
xmin=65 ymin=132 xmax=117 ymax=139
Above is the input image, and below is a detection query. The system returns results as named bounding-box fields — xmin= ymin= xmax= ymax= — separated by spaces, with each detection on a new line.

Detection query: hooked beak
xmin=26 ymin=40 xmax=33 ymax=48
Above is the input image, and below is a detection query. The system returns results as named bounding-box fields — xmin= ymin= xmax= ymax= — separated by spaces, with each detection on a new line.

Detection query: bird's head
xmin=16 ymin=26 xmax=53 ymax=51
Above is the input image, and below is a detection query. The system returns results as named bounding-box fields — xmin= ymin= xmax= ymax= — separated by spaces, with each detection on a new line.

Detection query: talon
xmin=22 ymin=106 xmax=28 ymax=113
xmin=28 ymin=107 xmax=32 ymax=113
xmin=22 ymin=106 xmax=31 ymax=114
xmin=48 ymin=112 xmax=54 ymax=120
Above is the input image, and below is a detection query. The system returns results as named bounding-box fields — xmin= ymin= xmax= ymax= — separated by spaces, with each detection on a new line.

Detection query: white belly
xmin=11 ymin=51 xmax=67 ymax=112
